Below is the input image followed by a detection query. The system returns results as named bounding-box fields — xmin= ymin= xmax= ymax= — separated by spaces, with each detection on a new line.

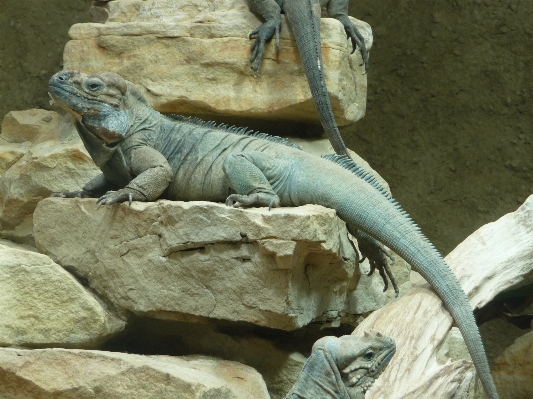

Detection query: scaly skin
xmin=248 ymin=0 xmax=368 ymax=157
xmin=285 ymin=333 xmax=395 ymax=399
xmin=48 ymin=71 xmax=499 ymax=399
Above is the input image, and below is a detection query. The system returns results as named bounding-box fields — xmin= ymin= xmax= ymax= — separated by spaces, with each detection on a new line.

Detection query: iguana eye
xmin=85 ymin=78 xmax=104 ymax=92
xmin=363 ymin=351 xmax=375 ymax=361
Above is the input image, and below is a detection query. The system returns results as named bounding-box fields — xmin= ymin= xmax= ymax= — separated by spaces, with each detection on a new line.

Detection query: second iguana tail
xmin=282 ymin=0 xmax=350 ymax=157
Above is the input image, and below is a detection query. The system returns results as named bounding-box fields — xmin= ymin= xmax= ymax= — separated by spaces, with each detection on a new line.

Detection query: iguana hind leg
xmin=348 ymin=226 xmax=399 ymax=296
xmin=326 ymin=0 xmax=369 ymax=72
xmin=223 ymin=152 xmax=281 ymax=209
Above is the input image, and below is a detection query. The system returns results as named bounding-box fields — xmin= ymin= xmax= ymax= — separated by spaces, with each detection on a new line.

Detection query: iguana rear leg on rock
xmin=223 ymin=152 xmax=282 ymax=209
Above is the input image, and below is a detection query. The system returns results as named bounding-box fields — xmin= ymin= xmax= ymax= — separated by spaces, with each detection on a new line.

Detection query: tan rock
xmin=1 ymin=109 xmax=62 ymax=144
xmin=0 ymin=242 xmax=125 ymax=348
xmin=354 ymin=195 xmax=533 ymax=399
xmin=33 ymin=198 xmax=403 ymax=330
xmin=0 ymin=110 xmax=100 ymax=244
xmin=65 ymin=0 xmax=372 ymax=126
xmin=0 ymin=348 xmax=269 ymax=399
xmin=492 ymin=330 xmax=533 ymax=399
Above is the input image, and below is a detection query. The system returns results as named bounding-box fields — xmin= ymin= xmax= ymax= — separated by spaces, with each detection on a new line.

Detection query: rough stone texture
xmin=64 ymin=0 xmax=372 ymax=126
xmin=0 ymin=348 xmax=269 ymax=399
xmin=492 ymin=330 xmax=533 ymax=399
xmin=0 ymin=110 xmax=100 ymax=244
xmin=0 ymin=242 xmax=125 ymax=348
xmin=353 ymin=195 xmax=533 ymax=399
xmin=34 ymin=198 xmax=407 ymax=330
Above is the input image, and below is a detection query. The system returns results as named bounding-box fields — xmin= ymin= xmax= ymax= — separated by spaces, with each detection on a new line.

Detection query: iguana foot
xmin=359 ymin=238 xmax=398 ymax=296
xmin=249 ymin=16 xmax=282 ymax=76
xmin=96 ymin=188 xmax=146 ymax=207
xmin=334 ymin=15 xmax=369 ymax=73
xmin=225 ymin=190 xmax=280 ymax=210
xmin=51 ymin=190 xmax=92 ymax=198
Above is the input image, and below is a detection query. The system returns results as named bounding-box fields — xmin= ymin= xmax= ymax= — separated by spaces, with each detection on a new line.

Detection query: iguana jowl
xmin=247 ymin=0 xmax=368 ymax=157
xmin=48 ymin=70 xmax=499 ymax=399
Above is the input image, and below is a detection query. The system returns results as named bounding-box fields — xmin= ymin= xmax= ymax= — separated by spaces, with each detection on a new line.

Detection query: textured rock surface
xmin=492 ymin=330 xmax=533 ymax=399
xmin=353 ymin=195 xmax=533 ymax=399
xmin=0 ymin=348 xmax=269 ymax=399
xmin=0 ymin=110 xmax=100 ymax=244
xmin=34 ymin=198 xmax=406 ymax=330
xmin=64 ymin=0 xmax=372 ymax=126
xmin=0 ymin=242 xmax=125 ymax=348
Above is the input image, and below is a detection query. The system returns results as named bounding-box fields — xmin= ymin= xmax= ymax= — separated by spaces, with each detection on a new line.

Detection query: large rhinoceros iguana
xmin=48 ymin=70 xmax=499 ymax=399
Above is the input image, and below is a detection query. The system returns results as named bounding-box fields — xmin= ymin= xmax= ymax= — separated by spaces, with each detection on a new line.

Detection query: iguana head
xmin=48 ymin=70 xmax=148 ymax=144
xmin=314 ymin=331 xmax=396 ymax=394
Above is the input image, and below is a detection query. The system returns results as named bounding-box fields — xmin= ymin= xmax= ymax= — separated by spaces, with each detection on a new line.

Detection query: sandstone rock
xmin=0 ymin=348 xmax=269 ymax=399
xmin=353 ymin=195 xmax=533 ymax=399
xmin=0 ymin=110 xmax=100 ymax=244
xmin=0 ymin=242 xmax=125 ymax=348
xmin=492 ymin=330 xmax=533 ymax=399
xmin=1 ymin=109 xmax=63 ymax=144
xmin=65 ymin=0 xmax=372 ymax=126
xmin=34 ymin=198 xmax=405 ymax=330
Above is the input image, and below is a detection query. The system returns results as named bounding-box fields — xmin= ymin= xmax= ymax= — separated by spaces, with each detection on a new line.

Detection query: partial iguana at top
xmin=247 ymin=0 xmax=368 ymax=157
xmin=48 ymin=70 xmax=500 ymax=399
xmin=95 ymin=0 xmax=366 ymax=156
xmin=285 ymin=332 xmax=395 ymax=399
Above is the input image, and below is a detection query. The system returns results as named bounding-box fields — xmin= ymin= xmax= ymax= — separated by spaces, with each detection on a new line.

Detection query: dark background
xmin=1 ymin=0 xmax=531 ymax=254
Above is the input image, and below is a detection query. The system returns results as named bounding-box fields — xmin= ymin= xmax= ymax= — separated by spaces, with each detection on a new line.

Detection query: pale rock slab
xmin=0 ymin=110 xmax=100 ymax=244
xmin=33 ymin=198 xmax=405 ymax=330
xmin=0 ymin=348 xmax=269 ymax=399
xmin=492 ymin=330 xmax=533 ymax=399
xmin=64 ymin=0 xmax=372 ymax=126
xmin=0 ymin=242 xmax=125 ymax=348
xmin=353 ymin=195 xmax=533 ymax=399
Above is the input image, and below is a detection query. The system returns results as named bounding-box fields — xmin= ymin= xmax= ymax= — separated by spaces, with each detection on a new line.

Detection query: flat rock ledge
xmin=34 ymin=198 xmax=406 ymax=330
xmin=0 ymin=242 xmax=125 ymax=348
xmin=64 ymin=0 xmax=372 ymax=126
xmin=0 ymin=348 xmax=269 ymax=399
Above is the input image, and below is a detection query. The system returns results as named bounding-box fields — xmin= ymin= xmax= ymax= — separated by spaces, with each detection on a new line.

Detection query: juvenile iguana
xmin=286 ymin=332 xmax=396 ymax=399
xmin=48 ymin=70 xmax=499 ymax=399
xmin=247 ymin=0 xmax=368 ymax=157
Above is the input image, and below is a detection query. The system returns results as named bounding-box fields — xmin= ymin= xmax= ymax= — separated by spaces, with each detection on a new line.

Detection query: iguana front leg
xmin=247 ymin=0 xmax=283 ymax=75
xmin=326 ymin=0 xmax=369 ymax=72
xmin=223 ymin=152 xmax=281 ymax=209
xmin=97 ymin=146 xmax=173 ymax=206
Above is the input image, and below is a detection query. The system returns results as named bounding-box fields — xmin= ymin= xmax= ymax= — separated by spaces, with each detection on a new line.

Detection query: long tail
xmin=299 ymin=162 xmax=500 ymax=399
xmin=283 ymin=0 xmax=350 ymax=157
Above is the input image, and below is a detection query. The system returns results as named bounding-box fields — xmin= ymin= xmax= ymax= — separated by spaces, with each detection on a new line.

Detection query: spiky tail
xmin=283 ymin=0 xmax=350 ymax=157
xmin=299 ymin=162 xmax=500 ymax=399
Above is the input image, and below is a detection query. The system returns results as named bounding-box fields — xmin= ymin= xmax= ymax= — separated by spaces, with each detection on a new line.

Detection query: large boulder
xmin=64 ymin=0 xmax=372 ymax=126
xmin=0 ymin=109 xmax=100 ymax=244
xmin=0 ymin=241 xmax=125 ymax=348
xmin=34 ymin=198 xmax=408 ymax=330
xmin=0 ymin=348 xmax=269 ymax=399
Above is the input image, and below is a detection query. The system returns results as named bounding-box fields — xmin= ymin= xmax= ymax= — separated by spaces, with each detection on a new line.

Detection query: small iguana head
xmin=48 ymin=70 xmax=148 ymax=144
xmin=314 ymin=331 xmax=396 ymax=394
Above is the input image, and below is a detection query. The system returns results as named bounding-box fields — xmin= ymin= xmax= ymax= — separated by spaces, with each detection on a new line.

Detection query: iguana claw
xmin=225 ymin=192 xmax=280 ymax=210
xmin=334 ymin=15 xmax=369 ymax=73
xmin=249 ymin=17 xmax=282 ymax=75
xmin=96 ymin=188 xmax=144 ymax=207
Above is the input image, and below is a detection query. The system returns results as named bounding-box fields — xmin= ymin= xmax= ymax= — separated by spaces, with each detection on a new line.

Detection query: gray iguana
xmin=285 ymin=332 xmax=396 ymax=398
xmin=247 ymin=0 xmax=368 ymax=157
xmin=48 ymin=70 xmax=499 ymax=399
